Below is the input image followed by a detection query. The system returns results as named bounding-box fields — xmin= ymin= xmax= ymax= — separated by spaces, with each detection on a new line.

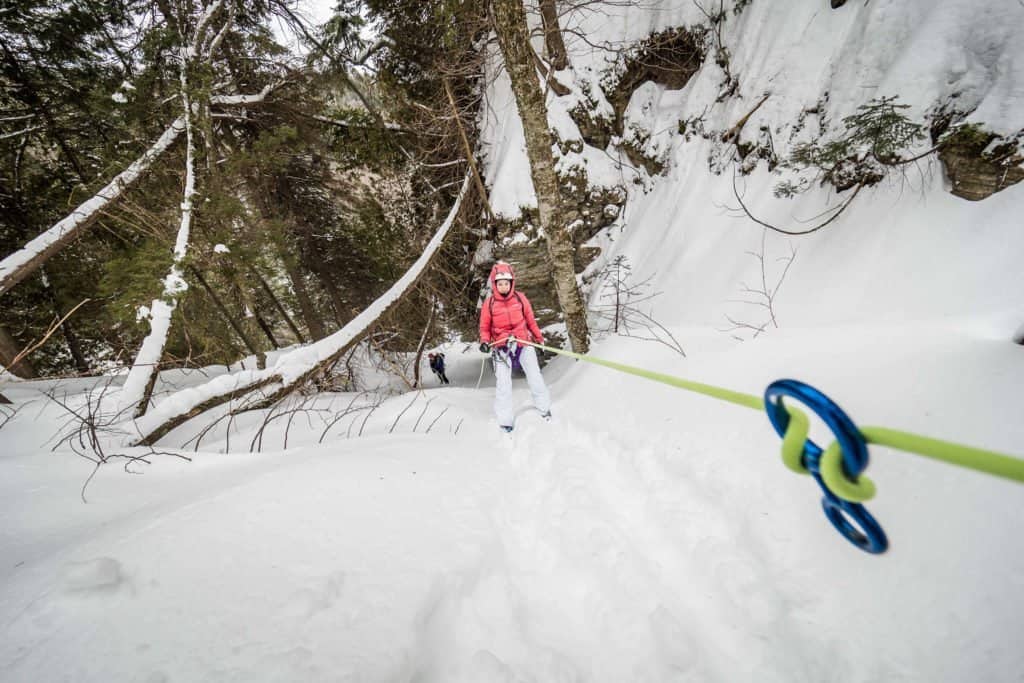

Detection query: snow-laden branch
xmin=210 ymin=83 xmax=278 ymax=106
xmin=186 ymin=0 xmax=224 ymax=59
xmin=127 ymin=173 xmax=472 ymax=446
xmin=0 ymin=78 xmax=285 ymax=299
xmin=114 ymin=46 xmax=201 ymax=419
xmin=310 ymin=114 xmax=405 ymax=131
xmin=203 ymin=2 xmax=235 ymax=59
xmin=0 ymin=117 xmax=186 ymax=297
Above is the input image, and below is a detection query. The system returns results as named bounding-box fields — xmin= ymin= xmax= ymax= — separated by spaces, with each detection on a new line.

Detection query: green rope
xmin=515 ymin=339 xmax=1024 ymax=500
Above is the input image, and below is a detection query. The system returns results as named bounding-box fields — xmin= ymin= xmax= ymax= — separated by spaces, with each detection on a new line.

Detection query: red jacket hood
xmin=488 ymin=262 xmax=516 ymax=298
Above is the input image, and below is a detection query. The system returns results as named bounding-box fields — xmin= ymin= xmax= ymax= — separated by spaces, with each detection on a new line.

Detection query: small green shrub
xmin=776 ymin=96 xmax=926 ymax=194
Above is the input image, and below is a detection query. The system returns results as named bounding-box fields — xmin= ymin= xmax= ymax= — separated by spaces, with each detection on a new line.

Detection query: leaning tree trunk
xmin=250 ymin=265 xmax=306 ymax=344
xmin=491 ymin=0 xmax=589 ymax=352
xmin=127 ymin=175 xmax=472 ymax=447
xmin=0 ymin=117 xmax=185 ymax=298
xmin=0 ymin=0 xmax=281 ymax=300
xmin=539 ymin=0 xmax=568 ymax=70
xmin=280 ymin=250 xmax=326 ymax=340
xmin=189 ymin=265 xmax=260 ymax=356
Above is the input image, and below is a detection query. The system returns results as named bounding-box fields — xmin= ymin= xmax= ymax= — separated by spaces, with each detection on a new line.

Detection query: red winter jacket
xmin=479 ymin=262 xmax=543 ymax=348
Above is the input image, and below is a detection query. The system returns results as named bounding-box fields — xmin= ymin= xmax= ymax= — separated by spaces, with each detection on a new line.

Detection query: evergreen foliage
xmin=777 ymin=96 xmax=927 ymax=195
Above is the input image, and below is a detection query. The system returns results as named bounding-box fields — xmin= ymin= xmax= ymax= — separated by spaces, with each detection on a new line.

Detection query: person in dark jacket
xmin=428 ymin=352 xmax=449 ymax=385
xmin=478 ymin=261 xmax=550 ymax=432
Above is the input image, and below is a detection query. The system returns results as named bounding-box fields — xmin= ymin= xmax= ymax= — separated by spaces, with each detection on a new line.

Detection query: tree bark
xmin=189 ymin=266 xmax=260 ymax=355
xmin=443 ymin=78 xmax=496 ymax=225
xmin=280 ymin=248 xmax=326 ymax=340
xmin=252 ymin=310 xmax=279 ymax=349
xmin=250 ymin=266 xmax=306 ymax=343
xmin=118 ymin=4 xmax=223 ymax=418
xmin=39 ymin=269 xmax=90 ymax=374
xmin=307 ymin=256 xmax=349 ymax=327
xmin=0 ymin=325 xmax=38 ymax=379
xmin=491 ymin=0 xmax=590 ymax=352
xmin=0 ymin=1 xmax=278 ymax=300
xmin=539 ymin=0 xmax=569 ymax=71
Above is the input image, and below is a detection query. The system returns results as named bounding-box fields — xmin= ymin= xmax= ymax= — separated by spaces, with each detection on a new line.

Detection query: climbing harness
xmin=489 ymin=336 xmax=1024 ymax=554
xmin=492 ymin=338 xmax=524 ymax=372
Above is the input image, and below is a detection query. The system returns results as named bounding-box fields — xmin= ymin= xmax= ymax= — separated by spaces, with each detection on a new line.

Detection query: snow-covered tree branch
xmin=126 ymin=174 xmax=471 ymax=446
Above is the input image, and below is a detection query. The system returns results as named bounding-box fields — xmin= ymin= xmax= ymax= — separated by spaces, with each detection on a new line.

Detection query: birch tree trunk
xmin=128 ymin=175 xmax=472 ymax=447
xmin=116 ymin=2 xmax=224 ymax=418
xmin=491 ymin=0 xmax=589 ymax=352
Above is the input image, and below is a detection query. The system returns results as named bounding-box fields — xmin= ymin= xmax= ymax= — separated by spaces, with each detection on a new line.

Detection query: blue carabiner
xmin=764 ymin=379 xmax=888 ymax=554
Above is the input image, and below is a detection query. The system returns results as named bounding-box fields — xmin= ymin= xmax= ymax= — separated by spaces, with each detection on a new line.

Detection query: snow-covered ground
xmin=2 ymin=1 xmax=1023 ymax=681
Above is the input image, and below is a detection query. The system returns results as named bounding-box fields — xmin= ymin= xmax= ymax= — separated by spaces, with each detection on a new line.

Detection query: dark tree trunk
xmin=40 ymin=273 xmax=90 ymax=373
xmin=0 ymin=325 xmax=38 ymax=379
xmin=491 ymin=0 xmax=590 ymax=352
xmin=252 ymin=309 xmax=280 ymax=349
xmin=189 ymin=266 xmax=260 ymax=356
xmin=280 ymin=249 xmax=326 ymax=340
xmin=251 ymin=266 xmax=306 ymax=343
xmin=309 ymin=261 xmax=349 ymax=328
xmin=59 ymin=317 xmax=90 ymax=374
xmin=539 ymin=0 xmax=569 ymax=70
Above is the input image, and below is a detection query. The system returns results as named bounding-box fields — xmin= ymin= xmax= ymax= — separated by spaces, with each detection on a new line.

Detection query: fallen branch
xmin=722 ymin=92 xmax=770 ymax=143
xmin=7 ymin=298 xmax=91 ymax=371
xmin=127 ymin=174 xmax=472 ymax=447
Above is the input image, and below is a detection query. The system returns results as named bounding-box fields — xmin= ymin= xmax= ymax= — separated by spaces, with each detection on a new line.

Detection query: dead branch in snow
xmin=731 ymin=166 xmax=863 ymax=236
xmin=44 ymin=378 xmax=190 ymax=502
xmin=721 ymin=228 xmax=797 ymax=339
xmin=592 ymin=257 xmax=687 ymax=356
xmin=426 ymin=406 xmax=450 ymax=434
xmin=388 ymin=391 xmax=421 ymax=434
xmin=7 ymin=298 xmax=91 ymax=372
xmin=722 ymin=92 xmax=771 ymax=143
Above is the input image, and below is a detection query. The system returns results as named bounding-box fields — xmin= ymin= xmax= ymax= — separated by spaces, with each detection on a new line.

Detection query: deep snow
xmin=2 ymin=0 xmax=1023 ymax=681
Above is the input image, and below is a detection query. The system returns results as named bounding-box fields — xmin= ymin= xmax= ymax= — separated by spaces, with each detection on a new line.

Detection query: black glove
xmin=479 ymin=342 xmax=490 ymax=353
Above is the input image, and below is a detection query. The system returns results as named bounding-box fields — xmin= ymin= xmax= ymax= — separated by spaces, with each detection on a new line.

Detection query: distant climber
xmin=478 ymin=261 xmax=551 ymax=432
xmin=428 ymin=352 xmax=449 ymax=385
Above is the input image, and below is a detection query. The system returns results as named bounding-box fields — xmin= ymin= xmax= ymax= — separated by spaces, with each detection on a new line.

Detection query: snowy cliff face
xmin=481 ymin=0 xmax=1024 ymax=336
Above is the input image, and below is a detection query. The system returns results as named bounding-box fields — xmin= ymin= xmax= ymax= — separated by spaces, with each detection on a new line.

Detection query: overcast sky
xmin=270 ymin=0 xmax=338 ymax=51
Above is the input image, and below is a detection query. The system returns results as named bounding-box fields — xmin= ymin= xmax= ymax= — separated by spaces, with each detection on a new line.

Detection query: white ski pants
xmin=493 ymin=345 xmax=550 ymax=427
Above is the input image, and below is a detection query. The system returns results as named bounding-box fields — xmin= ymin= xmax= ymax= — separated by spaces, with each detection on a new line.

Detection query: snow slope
xmin=2 ymin=1 xmax=1023 ymax=681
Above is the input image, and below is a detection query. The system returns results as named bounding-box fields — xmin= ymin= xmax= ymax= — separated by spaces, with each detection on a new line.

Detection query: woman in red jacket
xmin=479 ymin=261 xmax=551 ymax=432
